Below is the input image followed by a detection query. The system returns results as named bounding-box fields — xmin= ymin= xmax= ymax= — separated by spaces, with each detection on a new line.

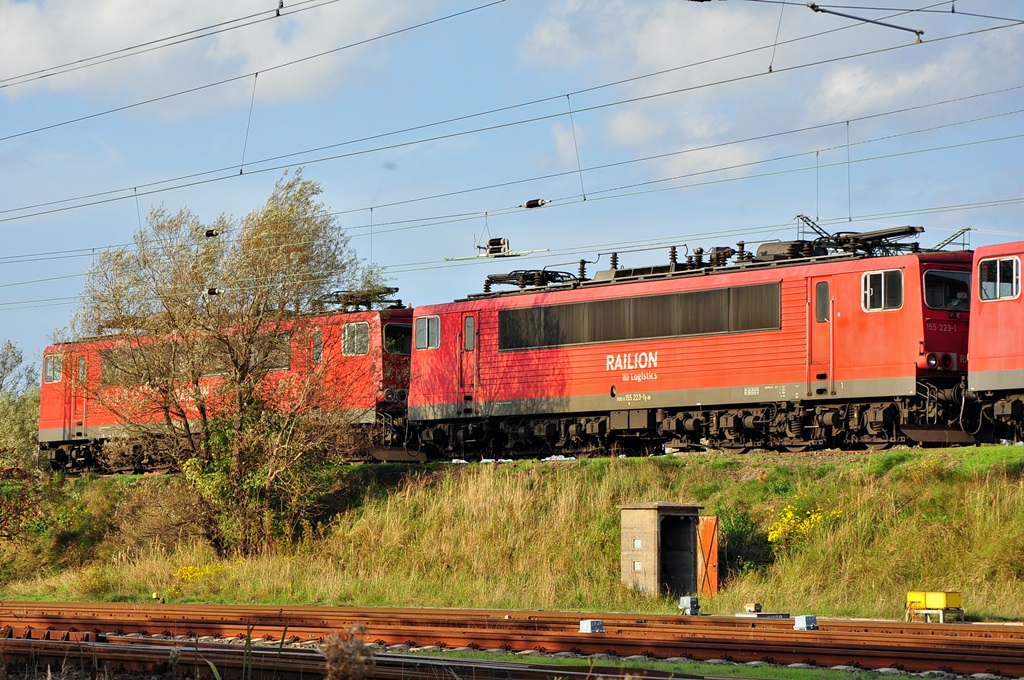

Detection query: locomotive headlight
xmin=926 ymin=353 xmax=938 ymax=368
xmin=940 ymin=353 xmax=953 ymax=370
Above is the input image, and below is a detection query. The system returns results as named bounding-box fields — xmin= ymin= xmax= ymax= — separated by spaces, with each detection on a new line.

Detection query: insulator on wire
xmin=205 ymin=229 xmax=220 ymax=238
xmin=486 ymin=237 xmax=508 ymax=255
xmin=516 ymin=197 xmax=548 ymax=208
xmin=206 ymin=288 xmax=223 ymax=296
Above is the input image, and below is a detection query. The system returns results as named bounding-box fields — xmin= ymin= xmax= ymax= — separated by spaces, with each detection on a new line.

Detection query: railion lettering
xmin=605 ymin=351 xmax=658 ymax=372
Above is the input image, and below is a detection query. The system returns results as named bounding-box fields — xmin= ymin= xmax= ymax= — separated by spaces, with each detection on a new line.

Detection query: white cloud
xmin=518 ymin=0 xmax=764 ymax=84
xmin=518 ymin=0 xmax=787 ymax=178
xmin=552 ymin=122 xmax=582 ymax=169
xmin=606 ymin=109 xmax=664 ymax=147
xmin=0 ymin=1 xmax=425 ymax=114
xmin=517 ymin=0 xmax=1024 ymax=199
xmin=812 ymin=53 xmax=958 ymax=121
xmin=811 ymin=31 xmax=1024 ymax=123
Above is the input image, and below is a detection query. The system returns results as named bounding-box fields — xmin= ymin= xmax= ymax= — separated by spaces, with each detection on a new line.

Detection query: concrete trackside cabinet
xmin=620 ymin=503 xmax=702 ymax=596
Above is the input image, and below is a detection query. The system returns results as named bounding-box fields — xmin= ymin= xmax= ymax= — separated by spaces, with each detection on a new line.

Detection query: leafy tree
xmin=73 ymin=170 xmax=382 ymax=553
xmin=0 ymin=341 xmax=35 ymax=395
xmin=0 ymin=341 xmax=40 ymax=470
xmin=0 ymin=388 xmax=41 ymax=470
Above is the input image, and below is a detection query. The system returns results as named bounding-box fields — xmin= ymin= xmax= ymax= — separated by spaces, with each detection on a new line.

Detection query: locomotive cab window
xmin=815 ymin=282 xmax=830 ymax=323
xmin=44 ymin=354 xmax=62 ymax=383
xmin=342 ymin=322 xmax=370 ymax=356
xmin=415 ymin=316 xmax=440 ymax=350
xmin=383 ymin=323 xmax=412 ymax=355
xmin=862 ymin=270 xmax=903 ymax=311
xmin=924 ymin=270 xmax=971 ymax=311
xmin=979 ymin=256 xmax=1021 ymax=301
xmin=464 ymin=316 xmax=475 ymax=351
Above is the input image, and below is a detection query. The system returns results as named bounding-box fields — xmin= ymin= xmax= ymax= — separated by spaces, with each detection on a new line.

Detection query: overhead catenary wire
xmin=0 ymin=7 xmax=1016 ymax=277
xmin=339 ymin=113 xmax=1024 ymax=239
xmin=729 ymin=0 xmax=1022 ymax=23
xmin=16 ymin=119 xmax=1024 ymax=272
xmin=0 ymin=19 xmax=1020 ymax=227
xmin=0 ymin=0 xmax=509 ymax=144
xmin=807 ymin=2 xmax=925 ymax=41
xmin=0 ymin=108 xmax=1007 ymax=315
xmin=333 ymin=100 xmax=1024 ymax=224
xmin=3 ymin=127 xmax=1019 ymax=297
xmin=5 ymin=193 xmax=1022 ymax=314
xmin=0 ymin=9 xmax=1018 ymax=333
xmin=0 ymin=0 xmax=997 ymax=151
xmin=0 ymin=0 xmax=345 ymax=89
xmin=0 ymin=97 xmax=1019 ymax=272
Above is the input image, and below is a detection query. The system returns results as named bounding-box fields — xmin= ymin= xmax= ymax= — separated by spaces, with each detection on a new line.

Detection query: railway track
xmin=0 ymin=637 xmax=698 ymax=680
xmin=2 ymin=602 xmax=1023 ymax=678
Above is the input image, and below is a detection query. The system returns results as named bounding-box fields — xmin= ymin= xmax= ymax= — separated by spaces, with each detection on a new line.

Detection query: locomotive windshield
xmin=384 ymin=323 xmax=412 ymax=355
xmin=924 ymin=270 xmax=970 ymax=311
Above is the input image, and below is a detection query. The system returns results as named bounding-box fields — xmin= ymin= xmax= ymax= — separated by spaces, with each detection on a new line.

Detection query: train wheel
xmin=865 ymin=440 xmax=892 ymax=452
xmin=783 ymin=445 xmax=811 ymax=453
xmin=720 ymin=444 xmax=750 ymax=454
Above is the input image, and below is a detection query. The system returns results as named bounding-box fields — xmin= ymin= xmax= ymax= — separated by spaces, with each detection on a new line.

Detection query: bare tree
xmin=73 ymin=170 xmax=379 ymax=552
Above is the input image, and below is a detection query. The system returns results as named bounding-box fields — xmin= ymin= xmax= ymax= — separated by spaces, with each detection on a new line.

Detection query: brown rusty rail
xmin=2 ymin=602 xmax=1023 ymax=676
xmin=0 ymin=637 xmax=703 ymax=680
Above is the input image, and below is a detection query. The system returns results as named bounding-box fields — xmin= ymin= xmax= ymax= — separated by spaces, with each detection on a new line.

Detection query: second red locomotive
xmin=39 ymin=306 xmax=414 ymax=472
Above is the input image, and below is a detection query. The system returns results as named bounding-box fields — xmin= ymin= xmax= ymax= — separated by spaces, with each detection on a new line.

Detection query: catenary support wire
xmin=566 ymin=95 xmax=587 ymax=201
xmin=240 ymin=73 xmax=259 ymax=175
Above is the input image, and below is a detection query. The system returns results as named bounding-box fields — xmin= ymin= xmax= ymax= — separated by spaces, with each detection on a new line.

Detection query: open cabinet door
xmin=697 ymin=515 xmax=719 ymax=598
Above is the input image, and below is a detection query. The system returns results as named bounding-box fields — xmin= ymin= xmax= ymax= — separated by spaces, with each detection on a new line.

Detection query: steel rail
xmin=4 ymin=602 xmax=1022 ymax=641
xmin=3 ymin=602 xmax=1024 ymax=676
xmin=0 ymin=637 xmax=713 ymax=680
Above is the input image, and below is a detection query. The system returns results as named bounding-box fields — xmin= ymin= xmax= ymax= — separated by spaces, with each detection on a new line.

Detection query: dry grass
xmin=2 ymin=448 xmax=1024 ymax=621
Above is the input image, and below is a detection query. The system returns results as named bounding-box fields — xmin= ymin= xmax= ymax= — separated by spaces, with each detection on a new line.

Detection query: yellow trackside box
xmin=907 ymin=591 xmax=962 ymax=609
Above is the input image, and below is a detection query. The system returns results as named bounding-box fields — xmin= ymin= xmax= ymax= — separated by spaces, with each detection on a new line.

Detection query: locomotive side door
xmin=70 ymin=354 xmax=88 ymax=438
xmin=807 ymin=276 xmax=835 ymax=396
xmin=459 ymin=313 xmax=477 ymax=396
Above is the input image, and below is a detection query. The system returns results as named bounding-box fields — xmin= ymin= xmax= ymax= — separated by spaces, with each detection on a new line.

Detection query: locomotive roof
xmin=461 ymin=226 xmax=971 ymax=302
xmin=45 ymin=304 xmax=412 ymax=351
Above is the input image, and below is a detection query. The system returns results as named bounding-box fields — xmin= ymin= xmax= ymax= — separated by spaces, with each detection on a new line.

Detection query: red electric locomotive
xmin=39 ymin=306 xmax=414 ymax=472
xmin=407 ymin=226 xmax=974 ymax=456
xmin=967 ymin=241 xmax=1024 ymax=439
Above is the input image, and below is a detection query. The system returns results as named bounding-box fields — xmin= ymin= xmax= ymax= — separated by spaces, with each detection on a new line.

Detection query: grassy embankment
xmin=1 ymin=445 xmax=1023 ymax=621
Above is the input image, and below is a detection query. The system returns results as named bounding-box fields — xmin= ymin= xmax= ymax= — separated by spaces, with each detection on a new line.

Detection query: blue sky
xmin=1 ymin=0 xmax=1022 ymax=366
